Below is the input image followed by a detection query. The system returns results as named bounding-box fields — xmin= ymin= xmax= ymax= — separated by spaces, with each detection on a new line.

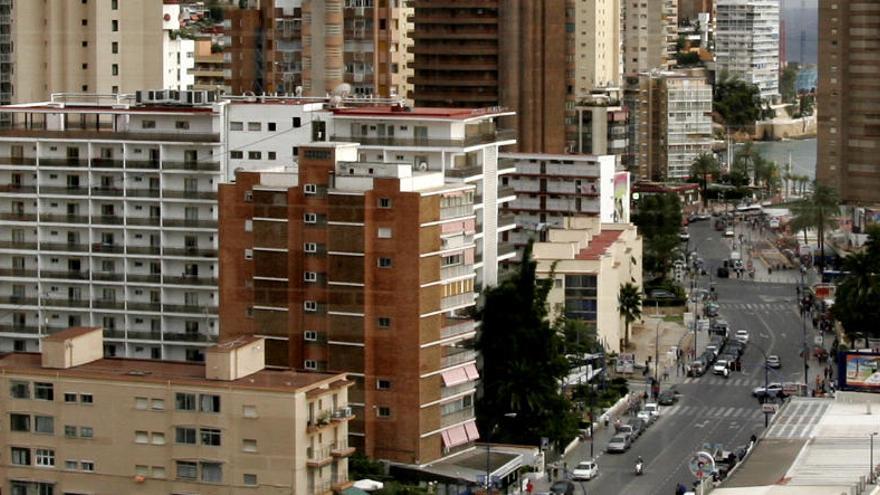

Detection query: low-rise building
xmin=0 ymin=326 xmax=354 ymax=495
xmin=533 ymin=217 xmax=643 ymax=352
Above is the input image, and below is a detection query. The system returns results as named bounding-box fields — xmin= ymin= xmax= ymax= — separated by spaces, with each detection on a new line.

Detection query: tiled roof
xmin=574 ymin=229 xmax=625 ymax=260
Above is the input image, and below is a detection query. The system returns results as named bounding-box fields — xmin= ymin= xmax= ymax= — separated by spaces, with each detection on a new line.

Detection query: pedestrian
xmin=526 ymin=480 xmax=534 ymax=494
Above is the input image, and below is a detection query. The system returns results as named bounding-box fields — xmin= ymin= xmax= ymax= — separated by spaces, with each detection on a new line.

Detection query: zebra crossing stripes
xmin=659 ymin=404 xmax=766 ymax=420
xmin=681 ymin=376 xmax=760 ymax=387
xmin=765 ymin=400 xmax=831 ymax=439
xmin=716 ymin=302 xmax=795 ymax=312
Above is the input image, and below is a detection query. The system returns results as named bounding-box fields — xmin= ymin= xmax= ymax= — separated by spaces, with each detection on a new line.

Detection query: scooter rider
xmin=635 ymin=456 xmax=644 ymax=475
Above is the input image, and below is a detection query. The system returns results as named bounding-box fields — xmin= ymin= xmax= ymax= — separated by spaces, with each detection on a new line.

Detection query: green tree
xmin=476 ymin=243 xmax=578 ymax=448
xmin=714 ymin=72 xmax=763 ymax=130
xmin=632 ymin=193 xmax=683 ymax=278
xmin=832 ymin=226 xmax=880 ymax=338
xmin=559 ymin=318 xmax=600 ymax=357
xmin=780 ymin=64 xmax=799 ymax=103
xmin=618 ymin=283 xmax=643 ymax=349
xmin=690 ymin=153 xmax=721 ymax=208
xmin=790 ymin=182 xmax=840 ymax=273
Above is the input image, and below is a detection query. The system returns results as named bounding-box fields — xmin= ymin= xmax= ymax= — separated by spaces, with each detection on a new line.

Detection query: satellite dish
xmin=332 ymin=83 xmax=352 ymax=97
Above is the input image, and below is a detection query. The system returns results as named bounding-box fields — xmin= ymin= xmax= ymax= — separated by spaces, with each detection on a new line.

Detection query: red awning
xmin=463 ymin=363 xmax=480 ymax=381
xmin=441 ymin=425 xmax=469 ymax=448
xmin=464 ymin=420 xmax=480 ymax=441
xmin=441 ymin=367 xmax=469 ymax=387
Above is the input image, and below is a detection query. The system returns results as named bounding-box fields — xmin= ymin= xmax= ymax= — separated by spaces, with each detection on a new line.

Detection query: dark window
xmin=175 ymin=426 xmax=196 ymax=444
xmin=10 ymin=381 xmax=29 ymax=399
xmin=80 ymin=393 xmax=93 ymax=404
xmin=34 ymin=382 xmax=53 ymax=401
xmin=199 ymin=394 xmax=220 ymax=413
xmin=292 ymin=117 xmax=301 ymax=128
xmin=200 ymin=427 xmax=221 ymax=446
xmin=175 ymin=393 xmax=196 ymax=411
xmin=10 ymin=413 xmax=30 ymax=432
xmin=267 ymin=122 xmax=276 ymax=131
xmin=177 ymin=460 xmax=197 ymax=480
xmin=64 ymin=393 xmax=77 ymax=403
xmin=34 ymin=415 xmax=54 ymax=434
xmin=378 ymin=317 xmax=391 ymax=328
xmin=10 ymin=447 xmax=30 ymax=465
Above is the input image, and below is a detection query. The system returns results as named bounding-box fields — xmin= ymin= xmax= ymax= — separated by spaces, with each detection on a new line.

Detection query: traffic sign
xmin=762 ymin=403 xmax=779 ymax=414
xmin=688 ymin=451 xmax=716 ymax=480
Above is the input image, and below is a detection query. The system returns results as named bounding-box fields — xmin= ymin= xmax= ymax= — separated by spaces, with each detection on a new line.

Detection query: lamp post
xmin=752 ymin=345 xmax=772 ymax=428
xmin=485 ymin=413 xmax=516 ymax=493
xmin=870 ymin=432 xmax=878 ymax=484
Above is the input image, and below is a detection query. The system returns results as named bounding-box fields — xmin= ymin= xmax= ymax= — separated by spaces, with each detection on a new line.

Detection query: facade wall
xmin=716 ymin=0 xmax=780 ymax=100
xmin=816 ymin=0 xmax=880 ymax=204
xmin=623 ymin=0 xmax=669 ymax=75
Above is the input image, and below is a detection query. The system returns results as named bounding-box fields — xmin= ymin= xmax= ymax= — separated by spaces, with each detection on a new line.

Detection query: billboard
xmin=613 ymin=171 xmax=631 ymax=223
xmin=839 ymin=352 xmax=880 ymax=391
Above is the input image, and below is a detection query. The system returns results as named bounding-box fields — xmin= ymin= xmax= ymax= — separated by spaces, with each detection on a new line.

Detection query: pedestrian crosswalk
xmin=716 ymin=302 xmax=795 ymax=312
xmin=681 ymin=376 xmax=760 ymax=387
xmin=658 ymin=404 xmax=767 ymax=421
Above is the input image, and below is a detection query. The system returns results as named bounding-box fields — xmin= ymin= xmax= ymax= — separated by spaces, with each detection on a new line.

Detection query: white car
xmin=644 ymin=402 xmax=661 ymax=420
xmin=724 ymin=229 xmax=735 ymax=237
xmin=571 ymin=460 xmax=599 ymax=481
xmin=637 ymin=409 xmax=656 ymax=425
xmin=735 ymin=330 xmax=749 ymax=344
xmin=713 ymin=359 xmax=730 ymax=375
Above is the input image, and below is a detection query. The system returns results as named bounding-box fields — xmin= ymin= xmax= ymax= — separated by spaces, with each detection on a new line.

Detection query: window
xmin=10 ymin=381 xmax=29 ymax=399
xmin=304 ymin=183 xmax=317 ymax=194
xmin=64 ymin=392 xmax=77 ymax=403
xmin=304 ymin=360 xmax=318 ymax=370
xmin=9 ymin=413 xmax=31 ymax=431
xmin=67 ymin=460 xmax=79 ymax=470
xmin=230 ymin=150 xmax=243 ymax=159
xmin=175 ymin=393 xmax=196 ymax=411
xmin=377 ymin=379 xmax=391 ymax=390
xmin=304 ymin=242 xmax=318 ymax=253
xmin=378 ymin=257 xmax=392 ymax=268
xmin=230 ymin=121 xmax=244 ymax=131
xmin=81 ymin=18 xmax=88 ymax=26
xmin=377 ymin=406 xmax=391 ymax=417
xmin=112 ymin=20 xmax=119 ymax=31
xmin=304 ymin=301 xmax=318 ymax=312
xmin=292 ymin=117 xmax=302 ymax=128
xmin=304 ymin=330 xmax=318 ymax=341
xmin=377 ymin=227 xmax=392 ymax=239
xmin=242 ymin=439 xmax=258 ymax=452
xmin=200 ymin=394 xmax=221 ymax=413
xmin=244 ymin=473 xmax=258 ymax=486
xmin=243 ymin=405 xmax=258 ymax=418
xmin=135 ymin=397 xmax=148 ymax=410
xmin=378 ymin=317 xmax=391 ymax=328
xmin=201 ymin=462 xmax=223 ymax=483
xmin=267 ymin=151 xmax=276 ymax=160
xmin=111 ymin=41 xmax=118 ymax=54
xmin=248 ymin=122 xmax=261 ymax=131
xmin=378 ymin=197 xmax=392 ymax=208
xmin=175 ymin=427 xmax=196 ymax=444
xmin=35 ymin=449 xmax=55 ymax=467
xmin=175 ymin=121 xmax=190 ymax=130
xmin=81 ymin=460 xmax=95 ymax=471
xmin=11 ymin=447 xmax=30 ymax=466
xmin=150 ymin=432 xmax=164 ymax=445
xmin=80 ymin=426 xmax=93 ymax=438
xmin=268 ymin=122 xmax=276 ymax=131
xmin=34 ymin=382 xmax=54 ymax=401
xmin=176 ymin=461 xmax=197 ymax=480
xmin=141 ymin=120 xmax=156 ymax=129
xmin=65 ymin=425 xmax=77 ymax=437
xmin=153 ymin=466 xmax=166 ymax=478
xmin=247 ymin=151 xmax=261 ymax=160
xmin=80 ymin=394 xmax=93 ymax=404
xmin=151 ymin=399 xmax=165 ymax=410
xmin=111 ymin=0 xmax=118 ymax=8
xmin=200 ymin=428 xmax=221 ymax=446
xmin=35 ymin=415 xmax=54 ymax=433
xmin=304 ymin=213 xmax=317 ymax=224
xmin=135 ymin=430 xmax=149 ymax=444
xmin=304 ymin=271 xmax=318 ymax=282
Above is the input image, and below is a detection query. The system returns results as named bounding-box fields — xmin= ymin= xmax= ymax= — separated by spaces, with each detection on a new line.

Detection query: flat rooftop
xmin=331 ymin=106 xmax=513 ymax=120
xmin=0 ymin=352 xmax=347 ymax=394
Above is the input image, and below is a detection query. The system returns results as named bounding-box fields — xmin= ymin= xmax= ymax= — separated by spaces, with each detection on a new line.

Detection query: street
xmin=559 ymin=218 xmax=824 ymax=495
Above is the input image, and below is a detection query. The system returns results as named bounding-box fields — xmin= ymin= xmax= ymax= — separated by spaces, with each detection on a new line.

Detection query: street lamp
xmin=751 ymin=344 xmax=773 ymax=428
xmin=485 ymin=412 xmax=517 ymax=492
xmin=870 ymin=432 xmax=878 ymax=484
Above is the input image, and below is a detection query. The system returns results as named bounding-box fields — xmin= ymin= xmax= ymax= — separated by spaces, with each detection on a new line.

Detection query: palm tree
xmin=790 ymin=182 xmax=839 ymax=273
xmin=690 ymin=153 xmax=720 ymax=208
xmin=618 ymin=283 xmax=643 ymax=349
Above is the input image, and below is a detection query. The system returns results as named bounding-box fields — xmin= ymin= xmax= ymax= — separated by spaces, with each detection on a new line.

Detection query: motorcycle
xmin=635 ymin=461 xmax=644 ymax=476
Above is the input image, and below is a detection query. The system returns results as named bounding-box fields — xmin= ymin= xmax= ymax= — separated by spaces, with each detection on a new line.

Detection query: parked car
xmin=766 ymin=355 xmax=781 ymax=369
xmin=606 ymin=434 xmax=631 ymax=453
xmin=680 ymin=230 xmax=691 ymax=241
xmin=735 ymin=329 xmax=750 ymax=344
xmin=628 ymin=418 xmax=647 ymax=436
xmin=726 ymin=342 xmax=745 ymax=357
xmin=704 ymin=344 xmax=720 ymax=359
xmin=658 ymin=390 xmax=679 ymax=405
xmin=637 ymin=409 xmax=655 ymax=425
xmin=644 ymin=402 xmax=661 ymax=420
xmin=724 ymin=228 xmax=735 ymax=237
xmin=617 ymin=424 xmax=637 ymax=439
xmin=550 ymin=480 xmax=576 ymax=495
xmin=713 ymin=359 xmax=730 ymax=375
xmin=649 ymin=289 xmax=676 ymax=299
xmin=571 ymin=461 xmax=599 ymax=481
xmin=689 ymin=358 xmax=707 ymax=376
xmin=704 ymin=303 xmax=720 ymax=318
xmin=752 ymin=382 xmax=785 ymax=399
xmin=700 ymin=350 xmax=717 ymax=366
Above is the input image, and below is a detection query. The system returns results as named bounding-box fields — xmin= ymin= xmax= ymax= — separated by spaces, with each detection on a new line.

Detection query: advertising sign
xmin=840 ymin=352 xmax=880 ymax=390
xmin=613 ymin=172 xmax=631 ymax=223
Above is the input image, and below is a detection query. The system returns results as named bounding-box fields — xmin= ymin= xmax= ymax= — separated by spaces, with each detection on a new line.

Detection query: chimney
xmin=41 ymin=327 xmax=104 ymax=369
xmin=205 ymin=336 xmax=266 ymax=381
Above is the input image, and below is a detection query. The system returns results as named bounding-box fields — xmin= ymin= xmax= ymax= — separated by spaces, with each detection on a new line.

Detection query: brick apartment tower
xmin=816 ymin=0 xmax=880 ymax=204
xmin=219 ymin=143 xmax=480 ymax=464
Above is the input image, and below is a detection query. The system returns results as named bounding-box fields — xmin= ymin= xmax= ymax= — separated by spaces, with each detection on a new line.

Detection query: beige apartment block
xmin=0 ymin=327 xmax=354 ymax=495
xmin=571 ymin=0 xmax=621 ymax=95
xmin=533 ymin=218 xmax=643 ymax=353
xmin=7 ymin=0 xmax=167 ymax=104
xmin=623 ymin=0 xmax=677 ymax=75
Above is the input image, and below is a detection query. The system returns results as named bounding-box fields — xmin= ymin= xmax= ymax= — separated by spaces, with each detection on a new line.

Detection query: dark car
xmin=717 ymin=266 xmax=730 ymax=278
xmin=628 ymin=418 xmax=647 ymax=436
xmin=550 ymin=480 xmax=576 ymax=495
xmin=658 ymin=390 xmax=679 ymax=405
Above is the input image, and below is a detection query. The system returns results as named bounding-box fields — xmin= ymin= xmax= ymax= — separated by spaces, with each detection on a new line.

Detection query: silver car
xmin=606 ymin=434 xmax=631 ymax=453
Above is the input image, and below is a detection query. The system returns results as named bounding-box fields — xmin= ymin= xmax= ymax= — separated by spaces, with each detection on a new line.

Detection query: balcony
xmin=163 ymin=275 xmax=218 ymax=286
xmin=41 ymin=270 xmax=90 ymax=281
xmin=162 ymin=189 xmax=217 ymax=200
xmin=0 ymin=296 xmax=39 ymax=306
xmin=91 ymin=158 xmax=124 ymax=169
xmin=446 ymin=164 xmax=483 ymax=178
xmin=498 ymin=213 xmax=516 ymax=229
xmin=92 ymin=272 xmax=124 ymax=282
xmin=441 ymin=264 xmax=475 ymax=281
xmin=91 ymin=187 xmax=124 ymax=197
xmin=126 ymin=302 xmax=162 ymax=312
xmin=0 ymin=325 xmax=40 ymax=336
xmin=126 ymin=245 xmax=161 ymax=255
xmin=92 ymin=215 xmax=124 ymax=226
xmin=497 ymin=243 xmax=516 ymax=258
xmin=162 ymin=304 xmax=219 ymax=315
xmin=126 ymin=217 xmax=161 ymax=227
xmin=0 ymin=128 xmax=221 ymax=143
xmin=162 ymin=247 xmax=218 ymax=258
xmin=441 ymin=348 xmax=476 ymax=368
xmin=91 ymin=243 xmax=124 ymax=254
xmin=0 ymin=213 xmax=36 ymax=222
xmin=329 ymin=129 xmax=516 ymax=149
xmin=39 ymin=186 xmax=88 ymax=196
xmin=39 ymin=242 xmax=88 ymax=253
xmin=440 ymin=204 xmax=474 ymax=220
xmin=0 ymin=185 xmax=36 ymax=194
xmin=127 ymin=274 xmax=161 ymax=284
xmin=163 ymin=332 xmax=213 ymax=343
xmin=125 ymin=188 xmax=160 ymax=198
xmin=497 ymin=186 xmax=516 ymax=199
xmin=442 ymin=380 xmax=478 ymax=399
xmin=440 ymin=406 xmax=475 ymax=428
xmin=38 ymin=214 xmax=89 ymax=224
xmin=0 ymin=268 xmax=38 ymax=278
xmin=440 ymin=318 xmax=475 ymax=339
xmin=306 ymin=445 xmax=333 ymax=467
xmin=0 ymin=240 xmax=37 ymax=250
xmin=0 ymin=156 xmax=36 ymax=166
xmin=331 ymin=407 xmax=354 ymax=422
xmin=93 ymin=299 xmax=125 ymax=310
xmin=38 ymin=158 xmax=90 ymax=168
xmin=43 ymin=298 xmax=90 ymax=308
xmin=441 ymin=292 xmax=475 ymax=311
xmin=162 ymin=161 xmax=221 ymax=172
xmin=125 ymin=160 xmax=161 ymax=170
xmin=330 ymin=439 xmax=356 ymax=457
xmin=163 ymin=218 xmax=218 ymax=229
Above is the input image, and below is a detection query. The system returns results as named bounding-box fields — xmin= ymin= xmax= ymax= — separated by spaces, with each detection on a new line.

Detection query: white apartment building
xmin=162 ymin=3 xmax=196 ymax=91
xmin=572 ymin=0 xmax=622 ymax=94
xmin=665 ymin=75 xmax=714 ymax=180
xmin=501 ymin=153 xmax=619 ymax=253
xmin=321 ymin=105 xmax=518 ymax=287
xmin=716 ymin=0 xmax=781 ymax=101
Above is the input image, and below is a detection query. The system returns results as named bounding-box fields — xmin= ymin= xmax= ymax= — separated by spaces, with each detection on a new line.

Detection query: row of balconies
xmin=0 ymin=296 xmax=217 ymax=315
xmin=1 ymin=212 xmax=218 ymax=229
xmin=0 ymin=185 xmax=217 ymax=200
xmin=0 ymin=157 xmax=216 ymax=171
xmin=0 ymin=268 xmax=218 ymax=286
xmin=0 ymin=241 xmax=217 ymax=258
xmin=0 ymin=128 xmax=221 ymax=144
xmin=329 ymin=128 xmax=514 ymax=149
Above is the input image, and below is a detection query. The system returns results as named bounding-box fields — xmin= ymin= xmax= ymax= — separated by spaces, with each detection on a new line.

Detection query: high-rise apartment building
xmin=225 ymin=0 xmax=413 ymax=98
xmin=816 ymin=0 xmax=880 ymax=205
xmin=191 ymin=39 xmax=230 ymax=93
xmin=570 ymin=89 xmax=629 ymax=159
xmin=569 ymin=0 xmax=622 ymax=95
xmin=0 ymin=0 xmax=194 ymax=108
xmin=0 ymin=326 xmax=354 ymax=494
xmin=219 ymin=142 xmax=483 ymax=464
xmin=622 ymin=0 xmax=677 ymax=76
xmin=626 ymin=70 xmax=713 ymax=181
xmin=679 ymin=0 xmax=715 ymax=23
xmin=716 ymin=0 xmax=781 ymax=101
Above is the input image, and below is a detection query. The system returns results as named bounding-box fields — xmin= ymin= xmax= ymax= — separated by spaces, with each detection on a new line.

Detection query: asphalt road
xmin=573 ymin=219 xmax=818 ymax=495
